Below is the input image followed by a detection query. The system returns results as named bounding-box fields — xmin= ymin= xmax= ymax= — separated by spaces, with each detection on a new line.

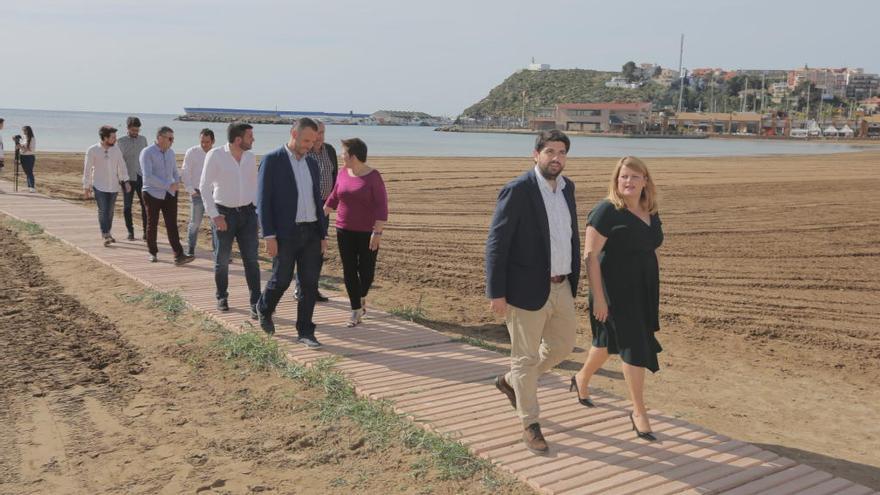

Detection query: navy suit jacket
xmin=257 ymin=146 xmax=329 ymax=240
xmin=485 ymin=168 xmax=580 ymax=311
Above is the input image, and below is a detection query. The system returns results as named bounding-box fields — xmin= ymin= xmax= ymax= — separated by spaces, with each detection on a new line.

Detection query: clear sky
xmin=3 ymin=0 xmax=878 ymax=116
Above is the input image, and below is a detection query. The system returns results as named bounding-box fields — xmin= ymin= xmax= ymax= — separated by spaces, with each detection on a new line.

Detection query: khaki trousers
xmin=505 ymin=281 xmax=577 ymax=427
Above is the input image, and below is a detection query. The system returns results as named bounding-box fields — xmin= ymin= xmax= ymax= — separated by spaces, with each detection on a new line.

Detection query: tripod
xmin=13 ymin=147 xmax=20 ymax=192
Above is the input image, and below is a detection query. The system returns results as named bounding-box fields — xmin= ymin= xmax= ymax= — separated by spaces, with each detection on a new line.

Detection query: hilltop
xmin=461 ymin=69 xmax=672 ymax=118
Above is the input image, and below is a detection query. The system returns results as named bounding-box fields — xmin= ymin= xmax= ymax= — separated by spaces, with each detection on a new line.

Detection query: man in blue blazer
xmin=255 ymin=118 xmax=329 ymax=347
xmin=484 ymin=130 xmax=580 ymax=454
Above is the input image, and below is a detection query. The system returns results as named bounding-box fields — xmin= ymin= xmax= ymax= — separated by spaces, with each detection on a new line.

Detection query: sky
xmin=2 ymin=0 xmax=878 ymax=117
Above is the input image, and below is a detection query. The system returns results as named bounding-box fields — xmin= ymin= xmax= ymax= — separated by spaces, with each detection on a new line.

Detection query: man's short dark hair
xmin=157 ymin=126 xmax=173 ymax=138
xmin=341 ymin=138 xmax=368 ymax=163
xmin=535 ymin=129 xmax=571 ymax=153
xmin=0 ymin=118 xmax=5 ymax=125
xmin=227 ymin=123 xmax=251 ymax=143
xmin=295 ymin=117 xmax=319 ymax=132
xmin=126 ymin=116 xmax=142 ymax=128
xmin=99 ymin=125 xmax=118 ymax=141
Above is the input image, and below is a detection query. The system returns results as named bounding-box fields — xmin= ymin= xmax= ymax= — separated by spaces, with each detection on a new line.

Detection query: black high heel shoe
xmin=569 ymin=376 xmax=596 ymax=408
xmin=629 ymin=412 xmax=657 ymax=442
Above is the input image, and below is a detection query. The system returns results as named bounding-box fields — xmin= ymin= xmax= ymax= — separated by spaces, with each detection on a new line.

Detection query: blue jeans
xmin=93 ymin=187 xmax=118 ymax=236
xmin=20 ymin=155 xmax=36 ymax=188
xmin=258 ymin=222 xmax=322 ymax=337
xmin=212 ymin=205 xmax=261 ymax=305
xmin=187 ymin=194 xmax=205 ymax=255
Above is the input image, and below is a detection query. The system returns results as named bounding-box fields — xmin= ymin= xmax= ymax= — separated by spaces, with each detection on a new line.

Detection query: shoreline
xmin=438 ymin=126 xmax=880 ymax=144
xmin=19 ymin=148 xmax=880 ymax=161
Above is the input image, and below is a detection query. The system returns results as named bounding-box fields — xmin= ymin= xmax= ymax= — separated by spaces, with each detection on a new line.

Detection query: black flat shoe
xmin=569 ymin=376 xmax=595 ymax=408
xmin=630 ymin=412 xmax=656 ymax=442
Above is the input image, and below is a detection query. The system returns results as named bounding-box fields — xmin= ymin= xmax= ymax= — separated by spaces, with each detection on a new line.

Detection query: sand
xmin=2 ymin=149 xmax=879 ymax=490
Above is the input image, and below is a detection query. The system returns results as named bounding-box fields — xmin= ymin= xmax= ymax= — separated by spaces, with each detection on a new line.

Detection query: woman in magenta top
xmin=324 ymin=138 xmax=388 ymax=326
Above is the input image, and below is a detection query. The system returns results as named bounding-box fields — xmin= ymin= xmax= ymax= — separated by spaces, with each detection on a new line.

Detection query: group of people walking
xmin=68 ymin=121 xmax=661 ymax=456
xmin=80 ymin=117 xmax=389 ymax=348
xmin=486 ymin=130 xmax=664 ymax=454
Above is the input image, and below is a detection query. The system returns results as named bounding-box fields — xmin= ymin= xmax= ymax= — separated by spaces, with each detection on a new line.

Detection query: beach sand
xmin=3 ymin=149 xmax=879 ymax=490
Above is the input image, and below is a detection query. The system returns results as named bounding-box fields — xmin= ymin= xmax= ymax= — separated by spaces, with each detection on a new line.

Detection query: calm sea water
xmin=0 ymin=108 xmax=861 ymax=157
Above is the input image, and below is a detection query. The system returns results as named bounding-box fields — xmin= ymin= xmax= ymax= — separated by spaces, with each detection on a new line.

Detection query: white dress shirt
xmin=534 ymin=166 xmax=572 ymax=277
xmin=181 ymin=145 xmax=209 ymax=193
xmin=83 ymin=143 xmax=129 ymax=193
xmin=284 ymin=145 xmax=318 ymax=223
xmin=199 ymin=143 xmax=258 ymax=219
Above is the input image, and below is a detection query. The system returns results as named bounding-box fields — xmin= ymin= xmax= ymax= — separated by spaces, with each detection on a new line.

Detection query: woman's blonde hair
xmin=606 ymin=156 xmax=658 ymax=214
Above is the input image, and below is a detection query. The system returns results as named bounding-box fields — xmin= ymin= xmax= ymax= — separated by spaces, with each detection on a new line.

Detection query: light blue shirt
xmin=285 ymin=145 xmax=318 ymax=223
xmin=140 ymin=144 xmax=180 ymax=200
xmin=534 ymin=165 xmax=572 ymax=277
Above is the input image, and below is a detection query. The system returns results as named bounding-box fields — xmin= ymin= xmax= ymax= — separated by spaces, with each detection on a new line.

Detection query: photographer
xmin=0 ymin=118 xmax=5 ymax=171
xmin=18 ymin=126 xmax=36 ymax=192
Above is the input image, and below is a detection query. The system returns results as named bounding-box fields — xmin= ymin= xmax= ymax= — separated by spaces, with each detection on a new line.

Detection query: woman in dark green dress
xmin=569 ymin=156 xmax=663 ymax=441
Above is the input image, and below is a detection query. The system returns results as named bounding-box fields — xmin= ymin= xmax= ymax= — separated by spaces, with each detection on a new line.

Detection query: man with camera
xmin=0 ymin=118 xmax=5 ymax=171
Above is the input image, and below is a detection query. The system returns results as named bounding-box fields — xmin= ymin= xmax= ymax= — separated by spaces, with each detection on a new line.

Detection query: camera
xmin=12 ymin=134 xmax=22 ymax=144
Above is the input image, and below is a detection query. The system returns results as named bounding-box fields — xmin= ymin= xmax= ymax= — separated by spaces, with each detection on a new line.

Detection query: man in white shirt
xmin=181 ymin=128 xmax=215 ymax=256
xmin=199 ymin=123 xmax=261 ymax=316
xmin=83 ymin=126 xmax=131 ymax=246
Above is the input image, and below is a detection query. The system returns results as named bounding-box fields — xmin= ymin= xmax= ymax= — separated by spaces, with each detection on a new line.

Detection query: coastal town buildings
xmin=529 ymin=102 xmax=653 ymax=133
xmin=846 ymin=73 xmax=880 ymax=100
xmin=653 ymin=68 xmax=680 ymax=86
xmin=527 ymin=58 xmax=551 ymax=71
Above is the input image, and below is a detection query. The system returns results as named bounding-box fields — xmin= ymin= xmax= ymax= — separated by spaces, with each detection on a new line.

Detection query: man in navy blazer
xmin=255 ymin=118 xmax=329 ymax=347
xmin=484 ymin=130 xmax=580 ymax=454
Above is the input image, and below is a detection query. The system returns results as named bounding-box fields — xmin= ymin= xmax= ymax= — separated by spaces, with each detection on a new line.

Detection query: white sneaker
xmin=28 ymin=187 xmax=35 ymax=193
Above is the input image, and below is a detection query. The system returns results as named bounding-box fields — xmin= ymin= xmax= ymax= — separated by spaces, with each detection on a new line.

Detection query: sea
xmin=0 ymin=108 xmax=862 ymax=158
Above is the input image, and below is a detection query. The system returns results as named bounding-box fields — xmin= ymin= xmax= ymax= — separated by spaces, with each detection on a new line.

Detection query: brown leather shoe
xmin=495 ymin=374 xmax=516 ymax=409
xmin=523 ymin=423 xmax=549 ymax=454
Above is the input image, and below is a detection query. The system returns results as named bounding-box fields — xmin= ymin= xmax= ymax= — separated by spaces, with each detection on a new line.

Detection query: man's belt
xmin=216 ymin=203 xmax=254 ymax=212
xmin=550 ymin=275 xmax=566 ymax=284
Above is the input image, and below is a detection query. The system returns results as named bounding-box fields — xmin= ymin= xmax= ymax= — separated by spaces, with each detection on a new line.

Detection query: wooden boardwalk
xmin=1 ymin=179 xmax=875 ymax=495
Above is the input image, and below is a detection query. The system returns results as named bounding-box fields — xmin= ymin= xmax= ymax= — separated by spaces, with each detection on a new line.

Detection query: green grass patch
xmin=457 ymin=335 xmax=510 ymax=356
xmin=5 ymin=218 xmax=44 ymax=235
xmin=213 ymin=333 xmax=507 ymax=487
xmin=216 ymin=331 xmax=287 ymax=371
xmin=117 ymin=289 xmax=187 ymax=320
xmin=388 ymin=294 xmax=428 ymax=322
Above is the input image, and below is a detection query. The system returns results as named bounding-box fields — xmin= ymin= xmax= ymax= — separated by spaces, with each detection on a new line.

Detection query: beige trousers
xmin=504 ymin=281 xmax=577 ymax=427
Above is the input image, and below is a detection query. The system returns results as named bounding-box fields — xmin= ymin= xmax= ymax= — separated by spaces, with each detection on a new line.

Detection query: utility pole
xmin=818 ymin=70 xmax=827 ymax=126
xmin=806 ymin=83 xmax=812 ymax=122
xmin=710 ymin=78 xmax=715 ymax=113
xmin=676 ymin=34 xmax=685 ymax=114
xmin=760 ymin=73 xmax=766 ymax=113
xmin=741 ymin=77 xmax=749 ymax=112
xmin=521 ymin=90 xmax=527 ymax=128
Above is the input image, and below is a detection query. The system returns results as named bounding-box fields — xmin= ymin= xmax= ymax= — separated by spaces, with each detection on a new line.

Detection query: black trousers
xmin=336 ymin=228 xmax=378 ymax=310
xmin=258 ymin=223 xmax=322 ymax=337
xmin=123 ymin=174 xmax=147 ymax=236
xmin=144 ymin=191 xmax=183 ymax=257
